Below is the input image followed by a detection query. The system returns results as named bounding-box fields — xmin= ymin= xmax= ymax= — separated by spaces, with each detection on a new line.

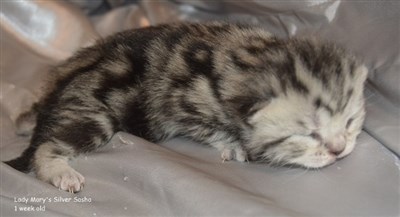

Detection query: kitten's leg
xmin=208 ymin=132 xmax=248 ymax=162
xmin=213 ymin=141 xmax=247 ymax=163
xmin=179 ymin=126 xmax=247 ymax=162
xmin=34 ymin=141 xmax=85 ymax=193
xmin=32 ymin=113 xmax=116 ymax=193
xmin=221 ymin=146 xmax=247 ymax=162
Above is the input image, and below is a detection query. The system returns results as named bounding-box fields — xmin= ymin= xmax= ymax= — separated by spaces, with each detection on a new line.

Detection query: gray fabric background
xmin=1 ymin=1 xmax=399 ymax=216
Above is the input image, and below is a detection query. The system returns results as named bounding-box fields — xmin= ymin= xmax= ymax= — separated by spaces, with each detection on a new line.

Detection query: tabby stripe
xmin=251 ymin=136 xmax=290 ymax=161
xmin=314 ymin=97 xmax=334 ymax=116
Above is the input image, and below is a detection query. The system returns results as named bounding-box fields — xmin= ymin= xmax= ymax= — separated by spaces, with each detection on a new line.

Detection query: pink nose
xmin=326 ymin=135 xmax=346 ymax=155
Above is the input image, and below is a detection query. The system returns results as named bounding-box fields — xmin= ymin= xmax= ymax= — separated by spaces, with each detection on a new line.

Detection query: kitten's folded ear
xmin=227 ymin=96 xmax=271 ymax=119
xmin=247 ymin=100 xmax=271 ymax=117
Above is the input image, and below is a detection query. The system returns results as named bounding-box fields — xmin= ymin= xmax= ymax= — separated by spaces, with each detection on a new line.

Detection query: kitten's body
xmin=5 ymin=23 xmax=367 ymax=193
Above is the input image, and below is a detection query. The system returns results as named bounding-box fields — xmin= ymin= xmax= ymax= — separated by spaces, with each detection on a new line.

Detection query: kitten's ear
xmin=247 ymin=100 xmax=271 ymax=117
xmin=228 ymin=96 xmax=271 ymax=119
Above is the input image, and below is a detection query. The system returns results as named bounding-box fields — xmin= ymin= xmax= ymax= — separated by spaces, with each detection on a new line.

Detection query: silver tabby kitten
xmin=5 ymin=22 xmax=367 ymax=193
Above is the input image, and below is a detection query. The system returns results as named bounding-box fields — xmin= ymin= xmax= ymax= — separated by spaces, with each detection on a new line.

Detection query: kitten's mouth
xmin=296 ymin=146 xmax=356 ymax=169
xmin=264 ymin=158 xmax=337 ymax=170
xmin=251 ymin=153 xmax=337 ymax=169
xmin=285 ymin=151 xmax=338 ymax=169
xmin=249 ymin=151 xmax=338 ymax=169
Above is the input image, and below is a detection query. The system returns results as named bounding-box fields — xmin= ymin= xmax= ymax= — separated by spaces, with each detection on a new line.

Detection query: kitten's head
xmin=241 ymin=41 xmax=368 ymax=168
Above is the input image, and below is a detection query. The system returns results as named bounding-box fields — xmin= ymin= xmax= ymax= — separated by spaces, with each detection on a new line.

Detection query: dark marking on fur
xmin=260 ymin=137 xmax=290 ymax=151
xmin=183 ymin=40 xmax=222 ymax=101
xmin=251 ymin=136 xmax=290 ymax=161
xmin=54 ymin=120 xmax=108 ymax=152
xmin=314 ymin=97 xmax=334 ymax=115
xmin=162 ymin=25 xmax=191 ymax=50
xmin=291 ymin=77 xmax=309 ymax=94
xmin=207 ymin=24 xmax=231 ymax=35
xmin=297 ymin=120 xmax=306 ymax=128
xmin=51 ymin=148 xmax=64 ymax=156
xmin=335 ymin=61 xmax=343 ymax=77
xmin=227 ymin=94 xmax=273 ymax=120
xmin=184 ymin=41 xmax=214 ymax=72
xmin=348 ymin=60 xmax=356 ymax=77
xmin=314 ymin=97 xmax=323 ymax=109
xmin=339 ymin=88 xmax=354 ymax=112
xmin=230 ymin=51 xmax=254 ymax=70
xmin=120 ymin=96 xmax=153 ymax=142
xmin=310 ymin=132 xmax=322 ymax=142
xmin=170 ymin=74 xmax=196 ymax=89
xmin=244 ymin=36 xmax=269 ymax=54
xmin=180 ymin=96 xmax=202 ymax=116
xmin=232 ymin=96 xmax=258 ymax=118
xmin=277 ymin=53 xmax=309 ymax=94
xmin=346 ymin=89 xmax=353 ymax=104
xmin=346 ymin=118 xmax=354 ymax=129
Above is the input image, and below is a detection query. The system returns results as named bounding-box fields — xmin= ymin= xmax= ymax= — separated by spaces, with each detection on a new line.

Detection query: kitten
xmin=5 ymin=22 xmax=367 ymax=193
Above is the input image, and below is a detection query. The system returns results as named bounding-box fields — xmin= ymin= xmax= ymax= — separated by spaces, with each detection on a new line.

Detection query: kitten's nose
xmin=326 ymin=135 xmax=346 ymax=155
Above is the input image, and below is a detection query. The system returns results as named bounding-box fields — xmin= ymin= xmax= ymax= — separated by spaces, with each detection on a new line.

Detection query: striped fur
xmin=5 ymin=22 xmax=367 ymax=192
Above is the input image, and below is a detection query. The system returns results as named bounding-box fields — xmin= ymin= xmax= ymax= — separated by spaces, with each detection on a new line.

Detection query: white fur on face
xmin=246 ymin=79 xmax=366 ymax=169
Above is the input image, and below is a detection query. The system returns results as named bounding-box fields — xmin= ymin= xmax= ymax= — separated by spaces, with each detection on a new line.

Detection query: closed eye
xmin=346 ymin=118 xmax=354 ymax=129
xmin=309 ymin=132 xmax=322 ymax=141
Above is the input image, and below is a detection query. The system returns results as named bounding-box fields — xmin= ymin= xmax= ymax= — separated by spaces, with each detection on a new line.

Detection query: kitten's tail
xmin=4 ymin=102 xmax=40 ymax=172
xmin=4 ymin=146 xmax=35 ymax=173
xmin=16 ymin=103 xmax=40 ymax=137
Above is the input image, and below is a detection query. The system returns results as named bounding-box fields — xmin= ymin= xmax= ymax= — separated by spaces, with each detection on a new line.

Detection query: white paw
xmin=220 ymin=147 xmax=247 ymax=163
xmin=50 ymin=168 xmax=85 ymax=193
xmin=221 ymin=149 xmax=233 ymax=162
xmin=234 ymin=147 xmax=247 ymax=162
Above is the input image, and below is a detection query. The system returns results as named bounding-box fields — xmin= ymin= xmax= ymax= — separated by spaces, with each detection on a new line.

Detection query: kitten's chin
xmin=289 ymin=152 xmax=337 ymax=169
xmin=292 ymin=146 xmax=355 ymax=169
xmin=337 ymin=143 xmax=355 ymax=159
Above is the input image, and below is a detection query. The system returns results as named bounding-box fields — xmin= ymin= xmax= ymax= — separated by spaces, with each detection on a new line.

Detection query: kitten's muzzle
xmin=325 ymin=134 xmax=346 ymax=156
xmin=311 ymin=132 xmax=345 ymax=156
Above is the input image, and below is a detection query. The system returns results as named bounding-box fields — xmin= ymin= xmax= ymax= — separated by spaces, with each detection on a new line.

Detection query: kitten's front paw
xmin=50 ymin=168 xmax=85 ymax=193
xmin=221 ymin=147 xmax=247 ymax=163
